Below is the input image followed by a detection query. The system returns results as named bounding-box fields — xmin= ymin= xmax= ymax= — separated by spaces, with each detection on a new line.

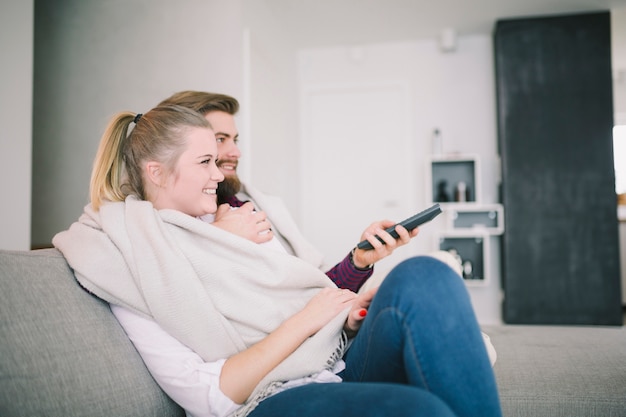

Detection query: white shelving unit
xmin=445 ymin=203 xmax=504 ymax=236
xmin=427 ymin=153 xmax=504 ymax=324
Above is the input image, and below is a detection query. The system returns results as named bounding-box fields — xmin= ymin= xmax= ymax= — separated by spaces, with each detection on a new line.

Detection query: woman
xmin=53 ymin=105 xmax=502 ymax=417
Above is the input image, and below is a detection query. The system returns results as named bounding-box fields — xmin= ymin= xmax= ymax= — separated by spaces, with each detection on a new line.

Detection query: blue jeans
xmin=249 ymin=256 xmax=502 ymax=417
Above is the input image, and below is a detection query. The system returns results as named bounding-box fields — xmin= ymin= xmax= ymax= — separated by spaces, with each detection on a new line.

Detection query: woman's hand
xmin=351 ymin=220 xmax=419 ymax=268
xmin=212 ymin=202 xmax=274 ymax=243
xmin=344 ymin=287 xmax=378 ymax=338
xmin=296 ymin=287 xmax=358 ymax=335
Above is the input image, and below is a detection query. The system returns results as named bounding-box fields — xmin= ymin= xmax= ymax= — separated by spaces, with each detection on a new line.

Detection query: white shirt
xmin=111 ymin=304 xmax=344 ymax=417
xmin=111 ymin=305 xmax=240 ymax=417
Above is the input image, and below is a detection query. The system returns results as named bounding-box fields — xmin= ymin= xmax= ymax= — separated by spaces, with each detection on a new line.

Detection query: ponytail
xmin=90 ymin=112 xmax=135 ymax=210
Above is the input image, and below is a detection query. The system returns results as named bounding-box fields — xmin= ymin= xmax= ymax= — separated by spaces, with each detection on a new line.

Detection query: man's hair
xmin=158 ymin=91 xmax=239 ymax=116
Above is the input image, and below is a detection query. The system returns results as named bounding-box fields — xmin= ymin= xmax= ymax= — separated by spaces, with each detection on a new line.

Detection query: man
xmin=157 ymin=91 xmax=416 ymax=292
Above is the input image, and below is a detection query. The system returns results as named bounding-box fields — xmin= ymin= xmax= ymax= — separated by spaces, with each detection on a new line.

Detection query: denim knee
xmin=380 ymin=256 xmax=465 ymax=298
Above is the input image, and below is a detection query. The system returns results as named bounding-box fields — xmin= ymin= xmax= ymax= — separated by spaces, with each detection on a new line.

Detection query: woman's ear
xmin=145 ymin=161 xmax=163 ymax=187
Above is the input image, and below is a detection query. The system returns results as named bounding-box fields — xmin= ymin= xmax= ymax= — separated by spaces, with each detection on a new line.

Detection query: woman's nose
xmin=213 ymin=164 xmax=225 ymax=181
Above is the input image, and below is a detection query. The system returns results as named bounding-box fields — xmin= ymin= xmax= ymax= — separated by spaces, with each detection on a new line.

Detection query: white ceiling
xmin=264 ymin=0 xmax=626 ymax=48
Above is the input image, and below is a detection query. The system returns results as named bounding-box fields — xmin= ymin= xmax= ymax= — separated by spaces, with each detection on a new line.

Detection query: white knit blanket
xmin=53 ymin=197 xmax=348 ymax=411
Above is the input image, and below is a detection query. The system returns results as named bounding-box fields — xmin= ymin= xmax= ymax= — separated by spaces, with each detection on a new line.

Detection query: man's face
xmin=204 ymin=111 xmax=241 ymax=200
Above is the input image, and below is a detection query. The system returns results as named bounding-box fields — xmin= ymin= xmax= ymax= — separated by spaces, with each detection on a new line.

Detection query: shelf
xmin=436 ymin=231 xmax=490 ymax=286
xmin=445 ymin=203 xmax=504 ymax=235
xmin=427 ymin=154 xmax=480 ymax=205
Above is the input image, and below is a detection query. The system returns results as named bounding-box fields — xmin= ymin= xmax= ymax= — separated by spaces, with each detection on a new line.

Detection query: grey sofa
xmin=1 ymin=248 xmax=625 ymax=417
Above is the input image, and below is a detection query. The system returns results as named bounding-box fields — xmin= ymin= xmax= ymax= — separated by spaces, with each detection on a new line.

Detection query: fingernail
xmin=359 ymin=309 xmax=367 ymax=317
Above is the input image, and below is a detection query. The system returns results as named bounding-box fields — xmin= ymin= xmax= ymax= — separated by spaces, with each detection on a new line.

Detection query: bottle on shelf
xmin=436 ymin=180 xmax=450 ymax=202
xmin=455 ymin=181 xmax=467 ymax=202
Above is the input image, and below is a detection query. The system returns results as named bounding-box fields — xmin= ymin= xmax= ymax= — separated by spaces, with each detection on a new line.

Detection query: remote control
xmin=356 ymin=204 xmax=442 ymax=250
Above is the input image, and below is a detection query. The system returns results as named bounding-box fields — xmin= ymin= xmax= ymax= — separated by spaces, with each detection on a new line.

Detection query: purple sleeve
xmin=325 ymin=253 xmax=373 ymax=292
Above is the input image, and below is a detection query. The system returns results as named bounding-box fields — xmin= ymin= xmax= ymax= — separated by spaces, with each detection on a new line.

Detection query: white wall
xmin=30 ymin=0 xmax=246 ymax=248
xmin=298 ymin=37 xmax=500 ymax=245
xmin=613 ymin=6 xmax=626 ymax=118
xmin=612 ymin=7 xmax=626 ymax=305
xmin=0 ymin=0 xmax=33 ymax=250
xmin=2 ymin=2 xmax=625 ymax=254
xmin=242 ymin=0 xmax=300 ymax=218
xmin=298 ymin=36 xmax=504 ymax=324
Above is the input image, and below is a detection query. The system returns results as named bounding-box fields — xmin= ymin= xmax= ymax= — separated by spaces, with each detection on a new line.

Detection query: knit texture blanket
xmin=53 ymin=197 xmax=348 ymax=415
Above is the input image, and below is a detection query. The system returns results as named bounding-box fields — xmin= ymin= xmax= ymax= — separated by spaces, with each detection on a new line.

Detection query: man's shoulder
xmin=240 ymin=182 xmax=280 ymax=202
xmin=239 ymin=182 xmax=292 ymax=219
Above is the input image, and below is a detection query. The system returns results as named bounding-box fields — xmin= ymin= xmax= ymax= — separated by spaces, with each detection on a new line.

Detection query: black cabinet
xmin=494 ymin=11 xmax=622 ymax=325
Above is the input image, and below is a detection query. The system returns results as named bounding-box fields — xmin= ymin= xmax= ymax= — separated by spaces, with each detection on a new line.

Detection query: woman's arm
xmin=112 ymin=288 xmax=356 ymax=410
xmin=219 ymin=287 xmax=356 ymax=403
xmin=110 ymin=305 xmax=240 ymax=417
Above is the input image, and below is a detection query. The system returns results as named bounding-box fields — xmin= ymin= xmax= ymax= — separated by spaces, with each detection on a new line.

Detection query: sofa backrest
xmin=0 ymin=249 xmax=184 ymax=417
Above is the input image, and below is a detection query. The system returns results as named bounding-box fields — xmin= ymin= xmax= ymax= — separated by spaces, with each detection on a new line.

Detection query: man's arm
xmin=325 ymin=253 xmax=373 ymax=292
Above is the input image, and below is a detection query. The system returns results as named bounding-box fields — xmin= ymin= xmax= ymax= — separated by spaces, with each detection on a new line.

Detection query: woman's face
xmin=153 ymin=127 xmax=224 ymax=217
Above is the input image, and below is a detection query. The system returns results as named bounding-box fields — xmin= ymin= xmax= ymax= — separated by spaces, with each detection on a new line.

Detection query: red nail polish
xmin=359 ymin=309 xmax=367 ymax=317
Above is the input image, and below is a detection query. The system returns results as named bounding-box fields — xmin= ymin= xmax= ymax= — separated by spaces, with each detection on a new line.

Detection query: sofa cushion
xmin=0 ymin=249 xmax=184 ymax=417
xmin=486 ymin=324 xmax=626 ymax=417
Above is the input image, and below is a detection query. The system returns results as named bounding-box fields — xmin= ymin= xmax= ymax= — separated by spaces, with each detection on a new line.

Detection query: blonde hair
xmin=89 ymin=105 xmax=211 ymax=210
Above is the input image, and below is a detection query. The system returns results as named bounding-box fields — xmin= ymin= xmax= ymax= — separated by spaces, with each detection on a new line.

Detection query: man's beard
xmin=217 ymin=175 xmax=242 ymax=205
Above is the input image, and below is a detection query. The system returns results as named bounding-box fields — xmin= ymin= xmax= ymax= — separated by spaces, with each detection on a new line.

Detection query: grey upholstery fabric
xmin=2 ymin=248 xmax=625 ymax=417
xmin=0 ymin=249 xmax=184 ymax=417
xmin=486 ymin=324 xmax=626 ymax=417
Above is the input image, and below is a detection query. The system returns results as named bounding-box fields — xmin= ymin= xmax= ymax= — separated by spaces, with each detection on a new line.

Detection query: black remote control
xmin=356 ymin=204 xmax=442 ymax=250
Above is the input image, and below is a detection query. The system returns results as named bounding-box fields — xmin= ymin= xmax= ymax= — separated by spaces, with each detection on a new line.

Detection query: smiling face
xmin=204 ymin=111 xmax=242 ymax=201
xmin=149 ymin=126 xmax=224 ymax=217
xmin=205 ymin=111 xmax=240 ymax=177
